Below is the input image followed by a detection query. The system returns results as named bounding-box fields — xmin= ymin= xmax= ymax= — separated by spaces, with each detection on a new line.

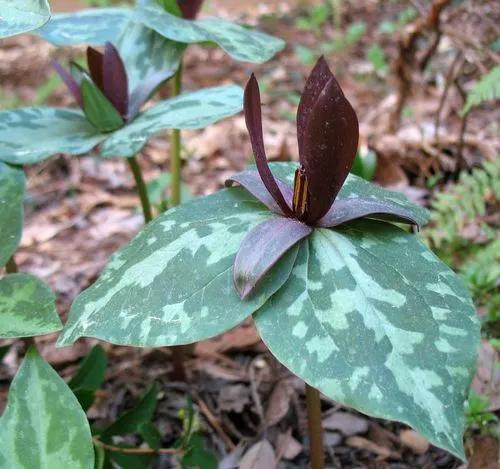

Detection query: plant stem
xmin=170 ymin=61 xmax=183 ymax=207
xmin=169 ymin=61 xmax=189 ymax=382
xmin=92 ymin=437 xmax=183 ymax=456
xmin=306 ymin=384 xmax=325 ymax=469
xmin=127 ymin=156 xmax=153 ymax=223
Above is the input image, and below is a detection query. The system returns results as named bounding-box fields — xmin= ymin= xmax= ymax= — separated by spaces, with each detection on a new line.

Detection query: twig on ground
xmin=92 ymin=437 xmax=183 ymax=456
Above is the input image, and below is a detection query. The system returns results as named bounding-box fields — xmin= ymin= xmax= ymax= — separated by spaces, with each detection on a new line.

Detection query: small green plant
xmin=462 ymin=66 xmax=500 ymax=115
xmin=296 ymin=2 xmax=332 ymax=31
xmin=465 ymin=390 xmax=498 ymax=435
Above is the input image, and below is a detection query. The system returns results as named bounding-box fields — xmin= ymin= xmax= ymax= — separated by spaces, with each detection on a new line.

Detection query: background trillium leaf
xmin=0 ymin=0 xmax=50 ymax=39
xmin=58 ymin=188 xmax=297 ymax=347
xmin=254 ymin=221 xmax=479 ymax=459
xmin=37 ymin=8 xmax=130 ymax=46
xmin=0 ymin=162 xmax=25 ymax=267
xmin=0 ymin=273 xmax=62 ymax=338
xmin=136 ymin=0 xmax=285 ymax=63
xmin=0 ymin=347 xmax=94 ymax=469
xmin=0 ymin=107 xmax=106 ymax=165
xmin=100 ymin=85 xmax=243 ymax=158
xmin=234 ymin=217 xmax=312 ymax=299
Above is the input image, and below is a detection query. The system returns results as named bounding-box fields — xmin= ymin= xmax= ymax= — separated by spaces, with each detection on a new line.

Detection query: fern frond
xmin=462 ymin=66 xmax=500 ymax=114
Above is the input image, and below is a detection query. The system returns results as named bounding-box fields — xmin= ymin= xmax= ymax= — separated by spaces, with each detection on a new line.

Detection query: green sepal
xmin=81 ymin=78 xmax=125 ymax=133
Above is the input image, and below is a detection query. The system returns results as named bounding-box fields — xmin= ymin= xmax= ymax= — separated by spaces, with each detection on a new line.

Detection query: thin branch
xmin=92 ymin=437 xmax=183 ymax=456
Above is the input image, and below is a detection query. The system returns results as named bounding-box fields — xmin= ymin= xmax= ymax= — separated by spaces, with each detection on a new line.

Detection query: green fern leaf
xmin=462 ymin=66 xmax=500 ymax=114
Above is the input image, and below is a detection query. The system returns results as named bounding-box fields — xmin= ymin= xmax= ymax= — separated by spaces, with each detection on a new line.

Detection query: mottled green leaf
xmin=255 ymin=221 xmax=479 ymax=459
xmin=81 ymin=78 xmax=124 ymax=133
xmin=117 ymin=21 xmax=185 ymax=97
xmin=0 ymin=0 xmax=50 ymax=39
xmin=136 ymin=0 xmax=285 ymax=63
xmin=269 ymin=162 xmax=429 ymax=226
xmin=58 ymin=188 xmax=297 ymax=347
xmin=37 ymin=8 xmax=130 ymax=46
xmin=0 ymin=107 xmax=105 ymax=165
xmin=100 ymin=85 xmax=243 ymax=158
xmin=0 ymin=273 xmax=61 ymax=338
xmin=0 ymin=347 xmax=94 ymax=468
xmin=0 ymin=162 xmax=24 ymax=267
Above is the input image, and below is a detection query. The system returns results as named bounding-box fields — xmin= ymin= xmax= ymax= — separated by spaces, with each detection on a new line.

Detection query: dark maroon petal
xmin=300 ymin=73 xmax=359 ymax=223
xmin=86 ymin=47 xmax=104 ymax=91
xmin=244 ymin=74 xmax=293 ymax=216
xmin=225 ymin=169 xmax=293 ymax=216
xmin=296 ymin=56 xmax=332 ymax=157
xmin=234 ymin=217 xmax=311 ymax=299
xmin=103 ymin=42 xmax=129 ymax=118
xmin=317 ymin=197 xmax=419 ymax=228
xmin=52 ymin=61 xmax=82 ymax=107
xmin=178 ymin=0 xmax=204 ymax=19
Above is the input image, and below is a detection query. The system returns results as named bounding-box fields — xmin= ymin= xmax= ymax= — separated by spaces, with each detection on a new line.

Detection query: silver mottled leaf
xmin=37 ymin=8 xmax=130 ymax=46
xmin=0 ymin=347 xmax=94 ymax=468
xmin=100 ymin=85 xmax=243 ymax=158
xmin=0 ymin=0 xmax=50 ymax=39
xmin=0 ymin=107 xmax=105 ymax=165
xmin=58 ymin=188 xmax=297 ymax=347
xmin=255 ymin=221 xmax=479 ymax=459
xmin=0 ymin=273 xmax=61 ymax=338
xmin=0 ymin=162 xmax=24 ymax=267
xmin=136 ymin=0 xmax=285 ymax=63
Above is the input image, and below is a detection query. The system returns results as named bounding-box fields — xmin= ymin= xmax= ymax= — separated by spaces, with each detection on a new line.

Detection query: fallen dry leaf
xmin=277 ymin=431 xmax=303 ymax=460
xmin=399 ymin=429 xmax=430 ymax=454
xmin=468 ymin=436 xmax=499 ymax=469
xmin=265 ymin=378 xmax=295 ymax=427
xmin=346 ymin=436 xmax=401 ymax=460
xmin=322 ymin=411 xmax=369 ymax=436
xmin=219 ymin=384 xmax=251 ymax=413
xmin=240 ymin=439 xmax=275 ymax=469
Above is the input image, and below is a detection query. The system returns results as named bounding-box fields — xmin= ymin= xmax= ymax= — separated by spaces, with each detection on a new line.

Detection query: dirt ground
xmin=0 ymin=0 xmax=498 ymax=468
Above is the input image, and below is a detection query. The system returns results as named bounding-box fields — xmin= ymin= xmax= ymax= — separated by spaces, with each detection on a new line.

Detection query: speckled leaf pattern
xmin=117 ymin=21 xmax=185 ymax=95
xmin=0 ymin=162 xmax=24 ymax=267
xmin=0 ymin=273 xmax=61 ymax=338
xmin=58 ymin=188 xmax=298 ymax=347
xmin=0 ymin=0 xmax=50 ymax=39
xmin=100 ymin=85 xmax=243 ymax=158
xmin=37 ymin=8 xmax=130 ymax=46
xmin=254 ymin=221 xmax=479 ymax=459
xmin=136 ymin=0 xmax=285 ymax=63
xmin=269 ymin=162 xmax=429 ymax=226
xmin=0 ymin=347 xmax=94 ymax=468
xmin=0 ymin=107 xmax=105 ymax=165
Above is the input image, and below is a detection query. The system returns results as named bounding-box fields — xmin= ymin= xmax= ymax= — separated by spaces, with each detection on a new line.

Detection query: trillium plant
xmin=57 ymin=57 xmax=479 ymax=465
xmin=0 ymin=0 xmax=50 ymax=38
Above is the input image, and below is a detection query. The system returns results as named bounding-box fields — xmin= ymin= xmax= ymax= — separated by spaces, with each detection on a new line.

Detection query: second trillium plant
xmin=58 ymin=58 xmax=478 ymax=460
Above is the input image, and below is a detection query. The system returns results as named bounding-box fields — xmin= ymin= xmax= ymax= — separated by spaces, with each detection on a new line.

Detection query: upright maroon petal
xmin=296 ymin=56 xmax=332 ymax=157
xmin=86 ymin=47 xmax=104 ymax=92
xmin=299 ymin=73 xmax=359 ymax=223
xmin=103 ymin=42 xmax=129 ymax=118
xmin=52 ymin=61 xmax=82 ymax=107
xmin=178 ymin=0 xmax=204 ymax=19
xmin=244 ymin=74 xmax=293 ymax=216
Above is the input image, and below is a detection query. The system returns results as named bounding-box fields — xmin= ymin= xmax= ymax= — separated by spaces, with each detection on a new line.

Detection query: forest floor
xmin=0 ymin=0 xmax=498 ymax=468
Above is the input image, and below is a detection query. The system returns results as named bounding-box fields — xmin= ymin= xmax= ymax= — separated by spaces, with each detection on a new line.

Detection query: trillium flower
xmin=53 ymin=42 xmax=166 ymax=132
xmin=177 ymin=0 xmax=205 ymax=20
xmin=227 ymin=57 xmax=420 ymax=298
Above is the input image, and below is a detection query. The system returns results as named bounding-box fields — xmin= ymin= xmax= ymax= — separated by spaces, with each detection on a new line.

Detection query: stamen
xmin=293 ymin=167 xmax=309 ymax=221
